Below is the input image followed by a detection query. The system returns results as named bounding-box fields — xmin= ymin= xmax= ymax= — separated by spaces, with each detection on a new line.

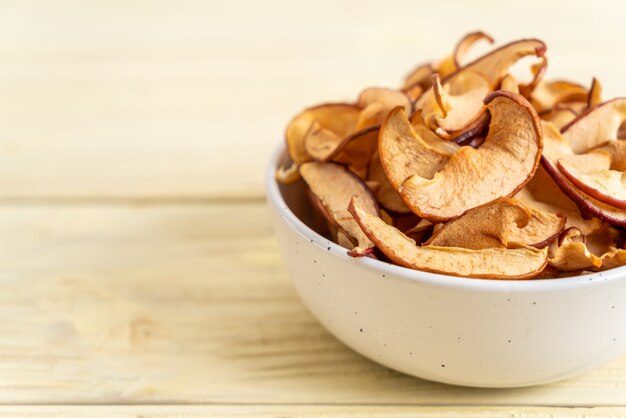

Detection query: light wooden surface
xmin=2 ymin=1 xmax=626 ymax=417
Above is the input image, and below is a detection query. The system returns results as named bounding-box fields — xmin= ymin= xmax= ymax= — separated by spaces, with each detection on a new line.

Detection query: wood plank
xmin=0 ymin=405 xmax=625 ymax=418
xmin=0 ymin=1 xmax=625 ymax=198
xmin=2 ymin=202 xmax=626 ymax=405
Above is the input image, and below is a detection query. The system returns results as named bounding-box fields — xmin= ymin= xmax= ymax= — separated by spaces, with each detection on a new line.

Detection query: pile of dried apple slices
xmin=277 ymin=32 xmax=626 ymax=280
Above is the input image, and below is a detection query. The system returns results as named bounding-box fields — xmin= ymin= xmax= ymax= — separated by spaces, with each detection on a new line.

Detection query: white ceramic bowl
xmin=267 ymin=145 xmax=626 ymax=388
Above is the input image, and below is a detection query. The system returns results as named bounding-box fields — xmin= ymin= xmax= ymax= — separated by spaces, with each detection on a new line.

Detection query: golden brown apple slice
xmin=557 ymin=151 xmax=626 ymax=209
xmin=368 ymin=153 xmax=411 ymax=214
xmin=538 ymin=106 xmax=578 ymax=130
xmin=421 ymin=71 xmax=490 ymax=134
xmin=378 ymin=107 xmax=454 ymax=192
xmin=561 ymin=98 xmax=626 ymax=153
xmin=349 ymin=197 xmax=547 ymax=279
xmin=587 ymin=77 xmax=603 ymax=109
xmin=459 ymin=38 xmax=546 ymax=88
xmin=327 ymin=126 xmax=379 ymax=176
xmin=403 ymin=63 xmax=434 ymax=92
xmin=425 ymin=198 xmax=530 ymax=249
xmin=598 ymin=247 xmax=626 ymax=271
xmin=425 ymin=197 xmax=563 ymax=249
xmin=548 ymin=228 xmax=602 ymax=271
xmin=286 ymin=103 xmax=361 ymax=164
xmin=400 ymin=90 xmax=542 ymax=221
xmin=531 ymin=80 xmax=589 ymax=113
xmin=519 ymin=56 xmax=548 ymax=97
xmin=356 ymin=87 xmax=413 ymax=128
xmin=300 ymin=162 xmax=379 ymax=255
xmin=275 ymin=162 xmax=301 ymax=184
xmin=453 ymin=31 xmax=495 ymax=68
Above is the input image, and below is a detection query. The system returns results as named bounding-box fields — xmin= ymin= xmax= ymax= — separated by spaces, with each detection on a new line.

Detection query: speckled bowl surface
xmin=266 ymin=145 xmax=626 ymax=388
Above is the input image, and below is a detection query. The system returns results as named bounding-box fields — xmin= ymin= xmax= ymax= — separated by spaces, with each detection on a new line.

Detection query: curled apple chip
xmin=531 ymin=80 xmax=589 ymax=113
xmin=349 ymin=197 xmax=547 ymax=279
xmin=379 ymin=107 xmax=454 ymax=192
xmin=275 ymin=162 xmax=301 ymax=184
xmin=425 ymin=197 xmax=563 ymax=249
xmin=425 ymin=198 xmax=531 ymax=249
xmin=541 ymin=100 xmax=626 ymax=225
xmin=598 ymin=247 xmax=626 ymax=271
xmin=453 ymin=31 xmax=495 ymax=68
xmin=357 ymin=87 xmax=412 ymax=128
xmin=286 ymin=103 xmax=361 ymax=164
xmin=368 ymin=153 xmax=411 ymax=214
xmin=400 ymin=90 xmax=542 ymax=221
xmin=587 ymin=77 xmax=603 ymax=109
xmin=548 ymin=228 xmax=602 ymax=271
xmin=421 ymin=71 xmax=490 ymax=134
xmin=300 ymin=162 xmax=379 ymax=255
xmin=403 ymin=63 xmax=434 ymax=92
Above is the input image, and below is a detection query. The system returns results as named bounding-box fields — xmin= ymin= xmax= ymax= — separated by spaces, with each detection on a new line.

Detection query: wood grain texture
xmin=0 ymin=405 xmax=625 ymax=418
xmin=0 ymin=0 xmax=625 ymax=198
xmin=1 ymin=202 xmax=626 ymax=406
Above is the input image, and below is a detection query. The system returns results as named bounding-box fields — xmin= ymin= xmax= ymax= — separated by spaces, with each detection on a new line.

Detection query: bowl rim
xmin=266 ymin=143 xmax=626 ymax=292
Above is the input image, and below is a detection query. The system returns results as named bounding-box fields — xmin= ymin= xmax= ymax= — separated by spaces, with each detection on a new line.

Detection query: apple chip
xmin=286 ymin=103 xmax=361 ymax=164
xmin=349 ymin=197 xmax=547 ymax=279
xmin=425 ymin=197 xmax=563 ymax=249
xmin=453 ymin=31 xmax=495 ymax=68
xmin=561 ymin=98 xmax=626 ymax=153
xmin=587 ymin=77 xmax=603 ymax=109
xmin=368 ymin=153 xmax=411 ymax=214
xmin=421 ymin=71 xmax=490 ymax=134
xmin=275 ymin=162 xmax=301 ymax=184
xmin=400 ymin=91 xmax=542 ymax=221
xmin=379 ymin=107 xmax=454 ymax=192
xmin=356 ymin=87 xmax=412 ymax=129
xmin=300 ymin=162 xmax=379 ymax=255
xmin=548 ymin=228 xmax=602 ymax=271
xmin=531 ymin=80 xmax=589 ymax=113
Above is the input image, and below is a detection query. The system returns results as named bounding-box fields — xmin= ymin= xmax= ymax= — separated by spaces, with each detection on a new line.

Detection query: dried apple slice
xmin=541 ymin=100 xmax=626 ymax=225
xmin=425 ymin=197 xmax=563 ymax=249
xmin=598 ymin=247 xmax=626 ymax=271
xmin=400 ymin=90 xmax=542 ymax=221
xmin=425 ymin=198 xmax=531 ymax=249
xmin=403 ymin=63 xmax=434 ymax=92
xmin=328 ymin=126 xmax=379 ymax=175
xmin=421 ymin=71 xmax=490 ymax=133
xmin=379 ymin=107 xmax=454 ymax=192
xmin=304 ymin=121 xmax=344 ymax=161
xmin=458 ymin=38 xmax=546 ymax=88
xmin=539 ymin=106 xmax=578 ymax=130
xmin=587 ymin=77 xmax=603 ymax=109
xmin=561 ymin=98 xmax=626 ymax=153
xmin=357 ymin=87 xmax=413 ymax=128
xmin=531 ymin=80 xmax=589 ymax=113
xmin=548 ymin=228 xmax=602 ymax=271
xmin=557 ymin=150 xmax=626 ymax=209
xmin=286 ymin=103 xmax=361 ymax=164
xmin=453 ymin=31 xmax=495 ymax=68
xmin=275 ymin=162 xmax=301 ymax=184
xmin=349 ymin=197 xmax=547 ymax=279
xmin=368 ymin=153 xmax=411 ymax=214
xmin=519 ymin=56 xmax=548 ymax=97
xmin=300 ymin=162 xmax=379 ymax=255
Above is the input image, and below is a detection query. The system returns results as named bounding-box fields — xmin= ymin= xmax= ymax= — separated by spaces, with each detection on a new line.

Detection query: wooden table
xmin=2 ymin=1 xmax=626 ymax=416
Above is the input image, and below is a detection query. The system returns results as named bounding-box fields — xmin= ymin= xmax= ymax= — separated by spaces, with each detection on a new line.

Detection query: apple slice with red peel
xmin=548 ymin=228 xmax=602 ymax=271
xmin=286 ymin=103 xmax=361 ymax=164
xmin=378 ymin=107 xmax=455 ymax=192
xmin=538 ymin=106 xmax=577 ymax=130
xmin=531 ymin=80 xmax=588 ymax=113
xmin=557 ymin=151 xmax=626 ymax=209
xmin=356 ymin=87 xmax=412 ymax=129
xmin=561 ymin=98 xmax=626 ymax=153
xmin=453 ymin=31 xmax=495 ymax=68
xmin=421 ymin=71 xmax=490 ymax=134
xmin=327 ymin=126 xmax=379 ymax=176
xmin=348 ymin=197 xmax=547 ymax=279
xmin=368 ymin=153 xmax=411 ymax=214
xmin=304 ymin=121 xmax=344 ymax=161
xmin=275 ymin=162 xmax=301 ymax=185
xmin=400 ymin=90 xmax=543 ymax=221
xmin=403 ymin=63 xmax=434 ymax=92
xmin=519 ymin=56 xmax=548 ymax=97
xmin=424 ymin=198 xmax=531 ymax=249
xmin=425 ymin=197 xmax=563 ymax=249
xmin=300 ymin=162 xmax=379 ymax=255
xmin=456 ymin=38 xmax=546 ymax=88
xmin=587 ymin=77 xmax=603 ymax=109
